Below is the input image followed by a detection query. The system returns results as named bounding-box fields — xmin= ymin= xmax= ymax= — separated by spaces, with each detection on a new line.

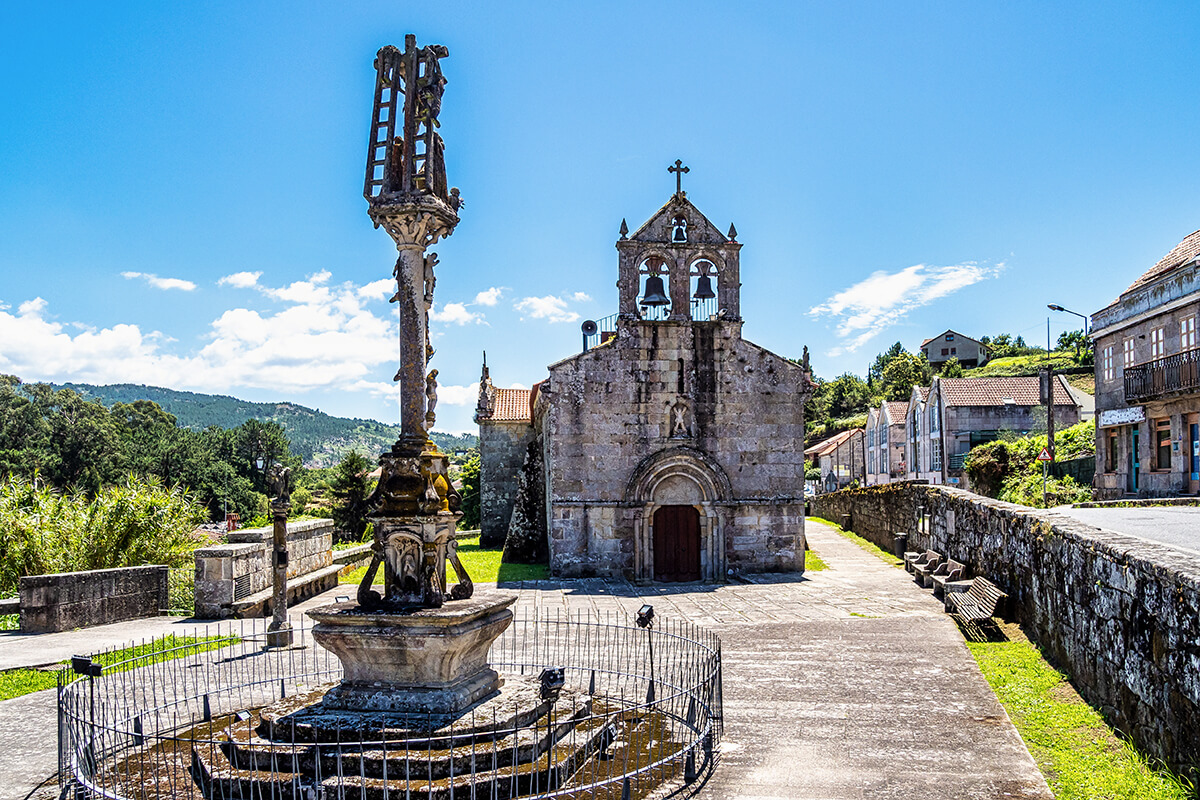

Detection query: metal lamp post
xmin=1048 ymin=304 xmax=1091 ymax=358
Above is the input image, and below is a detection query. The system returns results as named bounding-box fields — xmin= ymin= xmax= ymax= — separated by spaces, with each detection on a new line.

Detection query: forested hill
xmin=53 ymin=383 xmax=478 ymax=467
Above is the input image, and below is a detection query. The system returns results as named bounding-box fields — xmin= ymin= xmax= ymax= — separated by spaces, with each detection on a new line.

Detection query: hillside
xmin=53 ymin=383 xmax=478 ymax=468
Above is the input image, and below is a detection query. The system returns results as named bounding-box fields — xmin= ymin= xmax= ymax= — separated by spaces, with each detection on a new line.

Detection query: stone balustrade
xmin=195 ymin=519 xmax=344 ymax=619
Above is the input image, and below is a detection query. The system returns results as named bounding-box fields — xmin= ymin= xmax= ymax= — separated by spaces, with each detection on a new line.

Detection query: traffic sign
xmin=1036 ymin=447 xmax=1052 ymax=462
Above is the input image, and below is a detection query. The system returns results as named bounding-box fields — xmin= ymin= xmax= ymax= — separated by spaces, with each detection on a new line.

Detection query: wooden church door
xmin=653 ymin=505 xmax=701 ymax=582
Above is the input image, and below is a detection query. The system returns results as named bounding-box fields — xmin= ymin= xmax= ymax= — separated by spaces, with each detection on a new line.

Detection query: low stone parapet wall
xmin=195 ymin=519 xmax=335 ymax=619
xmin=811 ymin=484 xmax=1200 ymax=780
xmin=18 ymin=565 xmax=169 ymax=633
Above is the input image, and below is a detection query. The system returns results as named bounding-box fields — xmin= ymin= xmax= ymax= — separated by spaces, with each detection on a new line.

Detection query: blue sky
xmin=1 ymin=2 xmax=1198 ymax=434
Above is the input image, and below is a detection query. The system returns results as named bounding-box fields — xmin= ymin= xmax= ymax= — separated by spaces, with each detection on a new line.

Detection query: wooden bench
xmin=928 ymin=559 xmax=966 ymax=595
xmin=947 ymin=577 xmax=1007 ymax=639
xmin=911 ymin=551 xmax=943 ymax=585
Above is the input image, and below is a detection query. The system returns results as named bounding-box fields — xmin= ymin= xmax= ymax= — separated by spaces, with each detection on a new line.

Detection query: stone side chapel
xmin=479 ymin=177 xmax=813 ymax=581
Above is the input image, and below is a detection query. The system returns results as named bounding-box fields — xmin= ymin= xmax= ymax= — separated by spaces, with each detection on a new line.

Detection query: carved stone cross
xmin=669 ymin=159 xmax=689 ymax=194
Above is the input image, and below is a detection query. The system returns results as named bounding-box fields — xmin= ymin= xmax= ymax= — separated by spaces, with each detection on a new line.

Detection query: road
xmin=1054 ymin=506 xmax=1200 ymax=555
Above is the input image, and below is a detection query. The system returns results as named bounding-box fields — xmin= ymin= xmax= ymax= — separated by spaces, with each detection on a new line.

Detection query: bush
xmin=964 ymin=420 xmax=1096 ymax=504
xmin=999 ymin=473 xmax=1094 ymax=508
xmin=458 ymin=455 xmax=480 ymax=530
xmin=0 ymin=474 xmax=208 ymax=597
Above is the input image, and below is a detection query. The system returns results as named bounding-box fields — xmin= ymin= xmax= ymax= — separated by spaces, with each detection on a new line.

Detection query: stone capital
xmin=369 ymin=198 xmax=459 ymax=250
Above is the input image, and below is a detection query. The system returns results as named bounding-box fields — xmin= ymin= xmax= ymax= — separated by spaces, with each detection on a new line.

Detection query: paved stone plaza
xmin=0 ymin=520 xmax=1051 ymax=800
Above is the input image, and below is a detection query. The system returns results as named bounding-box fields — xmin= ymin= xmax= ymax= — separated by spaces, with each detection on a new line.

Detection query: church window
xmin=637 ymin=256 xmax=671 ymax=320
xmin=671 ymin=215 xmax=688 ymax=243
xmin=689 ymin=259 xmax=719 ymax=320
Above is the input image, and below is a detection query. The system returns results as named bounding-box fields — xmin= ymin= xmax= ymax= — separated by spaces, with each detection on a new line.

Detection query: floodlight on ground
xmin=539 ymin=667 xmax=565 ymax=702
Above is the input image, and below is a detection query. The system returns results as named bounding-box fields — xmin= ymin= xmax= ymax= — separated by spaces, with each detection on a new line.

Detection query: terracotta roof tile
xmin=937 ymin=376 xmax=1075 ymax=407
xmin=490 ymin=388 xmax=532 ymax=422
xmin=1121 ymin=229 xmax=1200 ymax=296
xmin=804 ymin=428 xmax=860 ymax=457
xmin=883 ymin=401 xmax=909 ymax=423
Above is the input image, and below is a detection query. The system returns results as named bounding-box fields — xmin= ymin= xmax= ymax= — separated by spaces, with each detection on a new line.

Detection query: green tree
xmin=457 ymin=455 xmax=481 ymax=530
xmin=826 ymin=373 xmax=871 ymax=418
xmin=867 ymin=342 xmax=906 ymax=389
xmin=941 ymin=356 xmax=964 ymax=378
xmin=331 ymin=451 xmax=374 ymax=543
xmin=880 ymin=352 xmax=931 ymax=401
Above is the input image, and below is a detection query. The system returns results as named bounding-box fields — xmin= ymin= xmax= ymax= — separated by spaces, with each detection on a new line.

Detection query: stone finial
xmin=619 ymin=218 xmax=629 ymax=239
xmin=727 ymin=222 xmax=738 ymax=242
xmin=475 ymin=353 xmax=493 ymax=421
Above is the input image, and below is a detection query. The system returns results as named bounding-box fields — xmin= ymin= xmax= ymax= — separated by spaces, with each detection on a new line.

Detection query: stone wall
xmin=812 ymin=483 xmax=1200 ymax=780
xmin=194 ymin=519 xmax=334 ymax=619
xmin=18 ymin=565 xmax=169 ymax=633
xmin=479 ymin=419 xmax=535 ymax=547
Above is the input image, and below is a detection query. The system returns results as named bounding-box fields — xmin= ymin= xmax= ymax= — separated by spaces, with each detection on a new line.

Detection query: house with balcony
xmin=920 ymin=330 xmax=989 ymax=369
xmin=866 ymin=401 xmax=909 ymax=485
xmin=1091 ymin=228 xmax=1200 ymax=498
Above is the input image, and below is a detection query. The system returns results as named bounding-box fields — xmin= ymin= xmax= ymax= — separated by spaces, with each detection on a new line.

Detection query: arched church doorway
xmin=653 ymin=505 xmax=701 ymax=582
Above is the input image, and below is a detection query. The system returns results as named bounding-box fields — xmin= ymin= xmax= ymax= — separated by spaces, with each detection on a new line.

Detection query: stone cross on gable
xmin=669 ymin=159 xmax=689 ymax=194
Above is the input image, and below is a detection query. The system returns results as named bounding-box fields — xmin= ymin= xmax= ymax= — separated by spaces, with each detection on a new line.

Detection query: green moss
xmin=339 ymin=535 xmax=550 ymax=586
xmin=808 ymin=517 xmax=904 ymax=567
xmin=967 ymin=634 xmax=1194 ymax=799
xmin=804 ymin=549 xmax=829 ymax=571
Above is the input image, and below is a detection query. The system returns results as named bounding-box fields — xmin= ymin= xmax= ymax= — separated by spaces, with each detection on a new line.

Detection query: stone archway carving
xmin=624 ymin=447 xmax=731 ymax=582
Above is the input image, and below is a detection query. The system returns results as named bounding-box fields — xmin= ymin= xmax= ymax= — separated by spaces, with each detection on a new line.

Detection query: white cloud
xmin=0 ymin=273 xmax=402 ymax=394
xmin=430 ymin=302 xmax=483 ymax=325
xmin=808 ymin=262 xmax=1001 ymax=354
xmin=570 ymin=291 xmax=591 ymax=303
xmin=514 ymin=295 xmax=581 ymax=323
xmin=262 ymin=270 xmax=333 ymax=304
xmin=352 ymin=380 xmax=478 ymax=406
xmin=358 ymin=278 xmax=395 ymax=301
xmin=218 ymin=271 xmax=262 ymax=289
xmin=121 ymin=271 xmax=197 ymax=292
xmin=473 ymin=287 xmax=504 ymax=306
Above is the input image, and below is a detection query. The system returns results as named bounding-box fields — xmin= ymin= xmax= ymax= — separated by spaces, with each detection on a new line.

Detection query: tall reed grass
xmin=0 ymin=474 xmax=207 ymax=597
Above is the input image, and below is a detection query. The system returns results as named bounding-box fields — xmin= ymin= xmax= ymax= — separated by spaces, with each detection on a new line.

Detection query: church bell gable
xmin=615 ymin=165 xmax=743 ymax=322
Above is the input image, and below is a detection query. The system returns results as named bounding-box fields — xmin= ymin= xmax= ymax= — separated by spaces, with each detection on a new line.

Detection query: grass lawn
xmin=339 ymin=535 xmax=549 ymax=586
xmin=804 ymin=549 xmax=828 ymax=571
xmin=807 ymin=516 xmax=904 ymax=567
xmin=969 ymin=625 xmax=1194 ymax=799
xmin=0 ymin=633 xmax=236 ymax=702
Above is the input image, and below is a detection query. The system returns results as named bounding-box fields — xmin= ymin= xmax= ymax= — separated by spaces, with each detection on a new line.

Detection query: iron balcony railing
xmin=1125 ymin=348 xmax=1200 ymax=402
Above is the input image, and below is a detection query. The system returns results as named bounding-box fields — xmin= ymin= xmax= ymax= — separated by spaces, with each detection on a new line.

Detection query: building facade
xmin=920 ymin=329 xmax=989 ymax=369
xmin=473 ymin=367 xmax=535 ymax=546
xmin=1092 ymin=229 xmax=1200 ymax=498
xmin=865 ymin=401 xmax=909 ymax=485
xmin=482 ymin=182 xmax=814 ymax=581
xmin=805 ymin=428 xmax=865 ymax=491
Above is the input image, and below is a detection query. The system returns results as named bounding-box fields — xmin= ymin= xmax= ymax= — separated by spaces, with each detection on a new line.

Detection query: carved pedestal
xmin=308 ymin=591 xmax=516 ymax=716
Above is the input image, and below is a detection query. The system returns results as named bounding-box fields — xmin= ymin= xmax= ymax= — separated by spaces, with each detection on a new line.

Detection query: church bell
xmin=640 ymin=276 xmax=670 ymax=307
xmin=672 ymin=226 xmax=687 ymax=243
xmin=693 ymin=275 xmax=716 ymax=300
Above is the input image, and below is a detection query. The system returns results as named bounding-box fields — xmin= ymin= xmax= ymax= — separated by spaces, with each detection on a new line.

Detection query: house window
xmin=946 ymin=334 xmax=955 ymax=341
xmin=1102 ymin=345 xmax=1114 ymax=382
xmin=929 ymin=405 xmax=940 ymax=433
xmin=1155 ymin=418 xmax=1171 ymax=471
xmin=941 ymin=348 xmax=949 ymax=356
xmin=1106 ymin=428 xmax=1119 ymax=473
xmin=931 ymin=439 xmax=942 ymax=471
xmin=1182 ymin=317 xmax=1196 ymax=351
xmin=950 ymin=347 xmax=956 ymax=355
xmin=1123 ymin=338 xmax=1135 ymax=367
xmin=1151 ymin=327 xmax=1165 ymax=360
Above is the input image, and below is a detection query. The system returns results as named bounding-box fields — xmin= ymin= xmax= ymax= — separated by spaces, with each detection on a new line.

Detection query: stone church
xmin=477 ymin=175 xmax=813 ymax=581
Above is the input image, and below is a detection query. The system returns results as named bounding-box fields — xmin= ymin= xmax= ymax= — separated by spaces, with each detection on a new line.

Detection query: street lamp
xmin=1047 ymin=304 xmax=1089 ymax=338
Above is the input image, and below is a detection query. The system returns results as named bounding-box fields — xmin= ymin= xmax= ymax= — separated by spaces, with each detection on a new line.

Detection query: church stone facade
xmin=482 ymin=184 xmax=813 ymax=581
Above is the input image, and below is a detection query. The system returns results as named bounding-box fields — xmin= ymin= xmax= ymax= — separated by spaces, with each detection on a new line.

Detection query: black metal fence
xmin=58 ymin=610 xmax=722 ymax=799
